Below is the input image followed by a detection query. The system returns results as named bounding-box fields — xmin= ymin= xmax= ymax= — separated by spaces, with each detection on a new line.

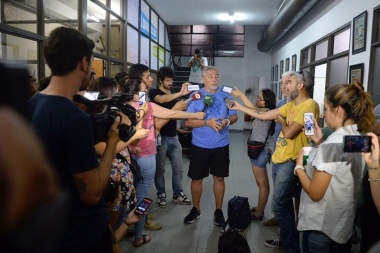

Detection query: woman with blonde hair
xmin=294 ymin=82 xmax=374 ymax=253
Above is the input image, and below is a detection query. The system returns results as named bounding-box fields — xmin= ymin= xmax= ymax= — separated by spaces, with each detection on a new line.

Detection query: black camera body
xmin=74 ymin=94 xmax=137 ymax=144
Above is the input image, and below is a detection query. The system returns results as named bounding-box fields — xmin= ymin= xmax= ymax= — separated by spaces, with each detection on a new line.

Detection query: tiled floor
xmin=120 ymin=131 xmax=284 ymax=253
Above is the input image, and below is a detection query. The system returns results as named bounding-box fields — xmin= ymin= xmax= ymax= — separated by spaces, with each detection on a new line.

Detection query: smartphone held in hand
xmin=304 ymin=113 xmax=314 ymax=136
xmin=343 ymin=135 xmax=372 ymax=152
xmin=134 ymin=197 xmax=153 ymax=215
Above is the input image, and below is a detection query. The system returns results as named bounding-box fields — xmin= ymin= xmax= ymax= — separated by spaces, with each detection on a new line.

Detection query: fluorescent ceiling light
xmin=88 ymin=15 xmax=100 ymax=22
xmin=229 ymin=13 xmax=235 ymax=23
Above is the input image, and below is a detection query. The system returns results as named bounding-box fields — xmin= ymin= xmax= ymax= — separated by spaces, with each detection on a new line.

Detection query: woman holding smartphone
xmin=120 ymin=78 xmax=204 ymax=247
xmin=231 ymin=87 xmax=276 ymax=220
xmin=294 ymin=82 xmax=374 ymax=253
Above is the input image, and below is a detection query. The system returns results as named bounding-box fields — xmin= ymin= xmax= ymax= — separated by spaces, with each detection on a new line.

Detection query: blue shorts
xmin=250 ymin=148 xmax=271 ymax=168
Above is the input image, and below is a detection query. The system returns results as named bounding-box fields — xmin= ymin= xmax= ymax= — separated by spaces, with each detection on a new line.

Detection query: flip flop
xmin=133 ymin=234 xmax=151 ymax=248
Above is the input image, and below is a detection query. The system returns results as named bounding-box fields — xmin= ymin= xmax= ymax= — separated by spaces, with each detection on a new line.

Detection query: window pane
xmin=140 ymin=1 xmax=150 ymax=37
xmin=110 ymin=62 xmax=123 ymax=79
xmin=0 ymin=33 xmax=38 ymax=78
xmin=301 ymin=47 xmax=311 ymax=66
xmin=127 ymin=26 xmax=138 ymax=63
xmin=87 ymin=0 xmax=107 ymax=55
xmin=4 ymin=1 xmax=37 ymax=33
xmin=111 ymin=0 xmax=122 ymax=16
xmin=158 ymin=46 xmax=165 ymax=68
xmin=127 ymin=0 xmax=139 ymax=28
xmin=328 ymin=56 xmax=348 ymax=87
xmin=159 ymin=19 xmax=165 ymax=46
xmin=192 ymin=34 xmax=217 ymax=45
xmin=168 ymin=25 xmax=191 ymax=33
xmin=45 ymin=0 xmax=78 ymax=36
xmin=333 ymin=29 xmax=350 ymax=54
xmin=140 ymin=35 xmax=149 ymax=66
xmin=166 ymin=50 xmax=171 ymax=66
xmin=219 ymin=25 xmax=244 ymax=33
xmin=151 ymin=42 xmax=158 ymax=71
xmin=151 ymin=11 xmax=158 ymax=42
xmin=193 ymin=25 xmax=217 ymax=33
xmin=93 ymin=57 xmax=106 ymax=77
xmin=315 ymin=39 xmax=328 ymax=61
xmin=313 ymin=64 xmax=327 ymax=114
xmin=110 ymin=14 xmax=123 ymax=60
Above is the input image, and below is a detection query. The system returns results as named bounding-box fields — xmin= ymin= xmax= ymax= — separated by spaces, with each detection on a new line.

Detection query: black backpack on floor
xmin=224 ymin=196 xmax=251 ymax=230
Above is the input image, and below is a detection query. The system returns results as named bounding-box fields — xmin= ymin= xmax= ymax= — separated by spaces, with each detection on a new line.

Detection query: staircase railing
xmin=169 ymin=40 xmax=182 ymax=69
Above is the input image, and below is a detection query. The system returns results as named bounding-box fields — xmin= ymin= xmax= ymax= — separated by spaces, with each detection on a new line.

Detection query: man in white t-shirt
xmin=187 ymin=48 xmax=208 ymax=86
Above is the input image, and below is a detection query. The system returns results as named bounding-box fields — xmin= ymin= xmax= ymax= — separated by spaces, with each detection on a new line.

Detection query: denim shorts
xmin=250 ymin=148 xmax=271 ymax=168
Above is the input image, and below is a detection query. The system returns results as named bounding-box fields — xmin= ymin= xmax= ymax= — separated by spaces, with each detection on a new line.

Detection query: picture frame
xmin=291 ymin=54 xmax=297 ymax=71
xmin=285 ymin=58 xmax=290 ymax=71
xmin=352 ymin=11 xmax=367 ymax=55
xmin=349 ymin=63 xmax=364 ymax=84
xmin=271 ymin=83 xmax=277 ymax=97
xmin=280 ymin=60 xmax=284 ymax=76
xmin=275 ymin=65 xmax=278 ymax=81
xmin=271 ymin=67 xmax=274 ymax=81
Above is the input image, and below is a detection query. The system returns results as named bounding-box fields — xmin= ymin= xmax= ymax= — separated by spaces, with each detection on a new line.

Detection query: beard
xmin=288 ymin=89 xmax=298 ymax=101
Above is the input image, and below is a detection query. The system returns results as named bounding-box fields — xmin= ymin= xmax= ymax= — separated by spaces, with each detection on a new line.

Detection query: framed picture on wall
xmin=352 ymin=11 xmax=367 ymax=54
xmin=285 ymin=58 xmax=290 ymax=71
xmin=271 ymin=83 xmax=277 ymax=97
xmin=349 ymin=63 xmax=364 ymax=84
xmin=292 ymin=54 xmax=297 ymax=71
xmin=275 ymin=65 xmax=278 ymax=81
xmin=280 ymin=60 xmax=284 ymax=76
xmin=271 ymin=67 xmax=274 ymax=81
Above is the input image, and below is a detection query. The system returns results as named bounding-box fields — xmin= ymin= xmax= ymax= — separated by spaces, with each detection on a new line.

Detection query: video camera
xmin=73 ymin=93 xmax=137 ymax=144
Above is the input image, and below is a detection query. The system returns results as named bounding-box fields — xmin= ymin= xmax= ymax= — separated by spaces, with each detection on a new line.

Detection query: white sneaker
xmin=157 ymin=193 xmax=167 ymax=208
xmin=173 ymin=192 xmax=191 ymax=205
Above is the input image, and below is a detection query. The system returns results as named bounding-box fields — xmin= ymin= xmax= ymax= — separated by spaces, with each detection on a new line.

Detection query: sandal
xmin=133 ymin=234 xmax=151 ymax=248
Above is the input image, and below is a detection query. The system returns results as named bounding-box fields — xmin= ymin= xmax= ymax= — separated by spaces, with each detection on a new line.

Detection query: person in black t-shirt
xmin=28 ymin=27 xmax=131 ymax=253
xmin=149 ymin=66 xmax=192 ymax=208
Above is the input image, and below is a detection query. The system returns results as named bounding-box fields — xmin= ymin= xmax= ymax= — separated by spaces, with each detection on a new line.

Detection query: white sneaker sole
xmin=184 ymin=214 xmax=201 ymax=224
xmin=173 ymin=198 xmax=191 ymax=205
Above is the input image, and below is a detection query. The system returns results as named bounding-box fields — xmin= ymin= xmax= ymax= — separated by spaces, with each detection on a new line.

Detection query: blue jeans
xmin=272 ymin=160 xmax=300 ymax=253
xmin=134 ymin=155 xmax=156 ymax=240
xmin=155 ymin=136 xmax=184 ymax=196
xmin=300 ymin=231 xmax=339 ymax=253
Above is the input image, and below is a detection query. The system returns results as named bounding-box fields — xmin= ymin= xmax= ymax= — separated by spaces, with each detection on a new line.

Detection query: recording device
xmin=84 ymin=91 xmax=100 ymax=101
xmin=73 ymin=94 xmax=137 ymax=144
xmin=134 ymin=197 xmax=153 ymax=215
xmin=138 ymin=91 xmax=146 ymax=106
xmin=185 ymin=91 xmax=203 ymax=102
xmin=197 ymin=54 xmax=202 ymax=58
xmin=304 ymin=113 xmax=314 ymax=136
xmin=188 ymin=84 xmax=200 ymax=91
xmin=202 ymin=95 xmax=214 ymax=112
xmin=222 ymin=85 xmax=233 ymax=93
xmin=343 ymin=135 xmax=372 ymax=152
xmin=224 ymin=97 xmax=235 ymax=107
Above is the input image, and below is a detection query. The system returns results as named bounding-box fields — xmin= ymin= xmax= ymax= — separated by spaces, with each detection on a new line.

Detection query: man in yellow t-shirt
xmin=229 ymin=70 xmax=319 ymax=252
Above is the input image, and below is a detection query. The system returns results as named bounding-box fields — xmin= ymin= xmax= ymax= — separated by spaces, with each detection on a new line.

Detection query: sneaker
xmin=264 ymin=238 xmax=283 ymax=248
xmin=263 ymin=217 xmax=278 ymax=226
xmin=184 ymin=207 xmax=201 ymax=224
xmin=157 ymin=193 xmax=167 ymax=208
xmin=173 ymin=192 xmax=191 ymax=205
xmin=144 ymin=219 xmax=162 ymax=230
xmin=214 ymin=209 xmax=225 ymax=227
xmin=147 ymin=214 xmax=156 ymax=220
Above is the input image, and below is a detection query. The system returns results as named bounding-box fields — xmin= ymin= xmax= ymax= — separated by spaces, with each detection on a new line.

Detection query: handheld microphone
xmin=202 ymin=95 xmax=214 ymax=112
xmin=224 ymin=97 xmax=235 ymax=107
xmin=185 ymin=91 xmax=203 ymax=102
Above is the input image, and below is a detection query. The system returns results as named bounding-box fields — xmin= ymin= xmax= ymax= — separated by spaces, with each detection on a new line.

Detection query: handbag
xmin=247 ymin=123 xmax=271 ymax=160
xmin=116 ymin=149 xmax=143 ymax=186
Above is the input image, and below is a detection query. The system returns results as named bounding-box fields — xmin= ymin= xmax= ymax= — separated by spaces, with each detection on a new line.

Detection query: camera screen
xmin=135 ymin=198 xmax=152 ymax=215
xmin=343 ymin=135 xmax=371 ymax=152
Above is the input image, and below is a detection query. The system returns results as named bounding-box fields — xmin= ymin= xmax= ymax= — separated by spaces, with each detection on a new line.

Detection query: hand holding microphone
xmin=202 ymin=95 xmax=214 ymax=112
xmin=185 ymin=91 xmax=203 ymax=102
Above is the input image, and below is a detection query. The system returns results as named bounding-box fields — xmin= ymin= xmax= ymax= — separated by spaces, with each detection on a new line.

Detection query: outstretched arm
xmin=231 ymin=87 xmax=255 ymax=108
xmin=151 ymin=103 xmax=204 ymax=120
xmin=229 ymin=100 xmax=280 ymax=120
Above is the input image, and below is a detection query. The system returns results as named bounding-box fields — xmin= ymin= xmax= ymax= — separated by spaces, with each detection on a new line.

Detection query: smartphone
xmin=343 ymin=135 xmax=372 ymax=152
xmin=222 ymin=85 xmax=233 ymax=93
xmin=138 ymin=91 xmax=146 ymax=106
xmin=224 ymin=97 xmax=235 ymax=107
xmin=83 ymin=91 xmax=100 ymax=100
xmin=134 ymin=197 xmax=153 ymax=215
xmin=304 ymin=113 xmax=314 ymax=136
xmin=188 ymin=84 xmax=200 ymax=91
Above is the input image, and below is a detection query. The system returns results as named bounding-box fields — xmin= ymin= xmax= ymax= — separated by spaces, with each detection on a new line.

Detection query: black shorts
xmin=188 ymin=144 xmax=230 ymax=179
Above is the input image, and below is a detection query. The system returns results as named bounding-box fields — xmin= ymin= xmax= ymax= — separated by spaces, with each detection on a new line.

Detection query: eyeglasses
xmin=219 ymin=228 xmax=246 ymax=239
xmin=256 ymin=95 xmax=265 ymax=102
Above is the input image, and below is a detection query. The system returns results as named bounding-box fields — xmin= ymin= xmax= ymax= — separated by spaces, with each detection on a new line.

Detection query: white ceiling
xmin=145 ymin=0 xmax=284 ymax=25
